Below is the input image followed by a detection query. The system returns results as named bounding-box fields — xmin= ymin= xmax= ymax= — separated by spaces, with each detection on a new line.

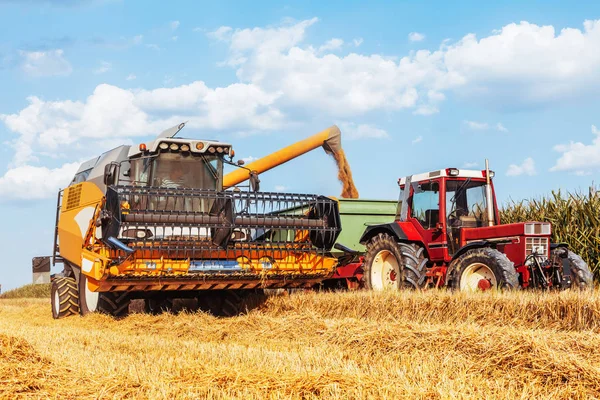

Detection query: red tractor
xmin=358 ymin=165 xmax=593 ymax=291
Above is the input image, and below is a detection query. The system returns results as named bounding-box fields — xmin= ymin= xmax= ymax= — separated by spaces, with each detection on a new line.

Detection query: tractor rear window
xmin=410 ymin=181 xmax=440 ymax=229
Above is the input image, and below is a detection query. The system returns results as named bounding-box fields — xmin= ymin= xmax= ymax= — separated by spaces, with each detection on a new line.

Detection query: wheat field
xmin=2 ymin=290 xmax=600 ymax=399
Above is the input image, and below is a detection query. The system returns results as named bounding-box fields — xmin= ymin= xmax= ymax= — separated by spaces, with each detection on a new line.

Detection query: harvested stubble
xmin=2 ymin=290 xmax=600 ymax=399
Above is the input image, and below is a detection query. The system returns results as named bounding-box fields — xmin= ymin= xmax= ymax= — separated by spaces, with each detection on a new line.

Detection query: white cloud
xmin=408 ymin=32 xmax=425 ymax=42
xmin=93 ymin=61 xmax=111 ymax=74
xmin=464 ymin=120 xmax=489 ymax=130
xmin=170 ymin=20 xmax=180 ymax=31
xmin=126 ymin=73 xmax=136 ymax=80
xmin=0 ymin=162 xmax=79 ymax=201
xmin=172 ymin=36 xmax=178 ymax=42
xmin=146 ymin=44 xmax=160 ymax=51
xmin=19 ymin=49 xmax=72 ymax=77
xmin=412 ymin=135 xmax=423 ymax=144
xmin=463 ymin=162 xmax=479 ymax=168
xmin=338 ymin=122 xmax=389 ymax=140
xmin=507 ymin=157 xmax=536 ymax=176
xmin=274 ymin=185 xmax=287 ymax=192
xmin=353 ymin=38 xmax=363 ymax=47
xmin=209 ymin=18 xmax=600 ymax=116
xmin=241 ymin=156 xmax=257 ymax=163
xmin=496 ymin=122 xmax=508 ymax=132
xmin=132 ymin=35 xmax=143 ymax=45
xmin=318 ymin=38 xmax=344 ymax=53
xmin=551 ymin=125 xmax=600 ymax=173
xmin=0 ymin=82 xmax=284 ymax=167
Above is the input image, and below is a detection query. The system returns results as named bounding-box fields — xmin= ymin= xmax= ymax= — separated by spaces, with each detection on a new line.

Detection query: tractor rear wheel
xmin=79 ymin=274 xmax=130 ymax=318
xmin=363 ymin=233 xmax=428 ymax=290
xmin=51 ymin=276 xmax=79 ymax=319
xmin=449 ymin=247 xmax=519 ymax=291
xmin=551 ymin=248 xmax=594 ymax=290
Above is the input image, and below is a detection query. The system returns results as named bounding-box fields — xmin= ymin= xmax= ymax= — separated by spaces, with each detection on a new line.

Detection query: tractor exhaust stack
xmin=485 ymin=159 xmax=494 ymax=226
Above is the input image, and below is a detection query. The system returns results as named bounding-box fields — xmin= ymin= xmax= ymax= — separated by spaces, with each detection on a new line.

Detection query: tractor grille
xmin=525 ymin=237 xmax=549 ymax=258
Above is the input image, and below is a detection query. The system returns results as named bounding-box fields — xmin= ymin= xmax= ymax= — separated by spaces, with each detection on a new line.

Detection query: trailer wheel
xmin=51 ymin=276 xmax=79 ymax=319
xmin=363 ymin=233 xmax=428 ymax=290
xmin=144 ymin=296 xmax=174 ymax=315
xmin=551 ymin=248 xmax=594 ymax=290
xmin=450 ymin=247 xmax=519 ymax=291
xmin=79 ymin=274 xmax=130 ymax=317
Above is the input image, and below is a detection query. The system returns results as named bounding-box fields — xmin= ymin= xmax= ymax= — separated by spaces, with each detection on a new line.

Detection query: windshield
xmin=445 ymin=179 xmax=492 ymax=227
xmin=130 ymin=153 xmax=223 ymax=190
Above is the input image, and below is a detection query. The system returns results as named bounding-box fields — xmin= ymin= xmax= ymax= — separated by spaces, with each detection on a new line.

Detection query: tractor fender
xmin=359 ymin=222 xmax=409 ymax=245
xmin=451 ymin=241 xmax=496 ymax=262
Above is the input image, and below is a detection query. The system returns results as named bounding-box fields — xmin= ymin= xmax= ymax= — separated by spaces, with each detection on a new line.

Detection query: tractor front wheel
xmin=51 ymin=276 xmax=79 ymax=319
xmin=450 ymin=247 xmax=519 ymax=291
xmin=363 ymin=233 xmax=428 ymax=290
xmin=551 ymin=248 xmax=594 ymax=290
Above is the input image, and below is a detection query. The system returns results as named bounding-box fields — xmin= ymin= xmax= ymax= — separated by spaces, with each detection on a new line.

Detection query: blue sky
xmin=0 ymin=0 xmax=599 ymax=290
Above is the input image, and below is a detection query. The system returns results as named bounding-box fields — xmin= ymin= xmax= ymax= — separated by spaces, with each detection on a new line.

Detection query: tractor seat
xmin=459 ymin=215 xmax=478 ymax=228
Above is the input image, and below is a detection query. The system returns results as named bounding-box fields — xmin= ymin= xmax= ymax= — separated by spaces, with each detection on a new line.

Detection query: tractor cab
xmin=398 ymin=168 xmax=500 ymax=259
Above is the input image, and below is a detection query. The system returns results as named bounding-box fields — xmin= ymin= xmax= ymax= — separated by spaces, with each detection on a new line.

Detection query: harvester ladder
xmin=52 ymin=190 xmax=64 ymax=266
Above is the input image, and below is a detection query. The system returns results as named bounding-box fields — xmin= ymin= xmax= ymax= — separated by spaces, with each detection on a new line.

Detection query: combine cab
xmin=50 ymin=123 xmax=341 ymax=318
xmin=358 ymin=164 xmax=593 ymax=291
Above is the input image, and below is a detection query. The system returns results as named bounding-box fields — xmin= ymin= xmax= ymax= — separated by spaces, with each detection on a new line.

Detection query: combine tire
xmin=449 ymin=247 xmax=519 ymax=291
xmin=144 ymin=296 xmax=174 ymax=315
xmin=197 ymin=290 xmax=258 ymax=317
xmin=51 ymin=277 xmax=79 ymax=319
xmin=363 ymin=233 xmax=427 ymax=290
xmin=551 ymin=248 xmax=594 ymax=290
xmin=79 ymin=274 xmax=130 ymax=317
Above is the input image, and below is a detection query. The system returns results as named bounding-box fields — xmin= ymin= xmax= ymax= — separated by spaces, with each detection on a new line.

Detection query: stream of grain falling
xmin=332 ymin=149 xmax=359 ymax=198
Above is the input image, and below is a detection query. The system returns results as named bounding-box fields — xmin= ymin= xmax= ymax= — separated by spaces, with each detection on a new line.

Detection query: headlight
xmin=170 ymin=143 xmax=179 ymax=151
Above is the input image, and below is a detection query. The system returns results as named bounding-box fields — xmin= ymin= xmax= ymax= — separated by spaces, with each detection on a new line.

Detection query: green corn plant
xmin=500 ymin=186 xmax=600 ymax=279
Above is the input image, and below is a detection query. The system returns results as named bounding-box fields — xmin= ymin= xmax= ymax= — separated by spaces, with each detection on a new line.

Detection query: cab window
xmin=410 ymin=181 xmax=440 ymax=229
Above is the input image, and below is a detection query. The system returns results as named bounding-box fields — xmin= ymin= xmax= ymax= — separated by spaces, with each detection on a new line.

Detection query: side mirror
xmin=249 ymin=171 xmax=260 ymax=192
xmin=103 ymin=162 xmax=119 ymax=186
xmin=237 ymin=159 xmax=245 ymax=166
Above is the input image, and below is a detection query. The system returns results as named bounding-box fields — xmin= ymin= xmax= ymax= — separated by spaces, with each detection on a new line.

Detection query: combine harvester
xmin=50 ymin=124 xmax=344 ymax=318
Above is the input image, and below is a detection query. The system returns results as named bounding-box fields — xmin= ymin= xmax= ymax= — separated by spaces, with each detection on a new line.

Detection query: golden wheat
xmin=2 ymin=290 xmax=600 ymax=399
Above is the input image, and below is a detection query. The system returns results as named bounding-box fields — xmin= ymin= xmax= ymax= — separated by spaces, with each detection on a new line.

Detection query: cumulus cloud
xmin=0 ymin=82 xmax=284 ymax=167
xmin=408 ymin=32 xmax=426 ymax=42
xmin=338 ymin=122 xmax=389 ymax=140
xmin=210 ymin=18 xmax=600 ymax=116
xmin=507 ymin=157 xmax=536 ymax=176
xmin=19 ymin=49 xmax=72 ymax=77
xmin=0 ymin=162 xmax=79 ymax=201
xmin=318 ymin=38 xmax=344 ymax=53
xmin=551 ymin=125 xmax=600 ymax=173
xmin=93 ymin=61 xmax=111 ymax=74
xmin=464 ymin=120 xmax=489 ymax=130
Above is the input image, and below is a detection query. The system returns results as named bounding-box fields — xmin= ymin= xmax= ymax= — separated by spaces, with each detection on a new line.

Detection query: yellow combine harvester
xmin=51 ymin=123 xmax=343 ymax=318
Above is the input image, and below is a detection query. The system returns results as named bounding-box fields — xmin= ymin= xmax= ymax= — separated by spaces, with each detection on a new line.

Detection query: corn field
xmin=500 ymin=186 xmax=600 ymax=278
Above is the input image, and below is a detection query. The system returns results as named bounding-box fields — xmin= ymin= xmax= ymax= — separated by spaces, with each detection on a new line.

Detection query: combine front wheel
xmin=51 ymin=276 xmax=79 ymax=319
xmin=79 ymin=274 xmax=130 ymax=317
xmin=363 ymin=233 xmax=427 ymax=290
xmin=450 ymin=248 xmax=519 ymax=291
